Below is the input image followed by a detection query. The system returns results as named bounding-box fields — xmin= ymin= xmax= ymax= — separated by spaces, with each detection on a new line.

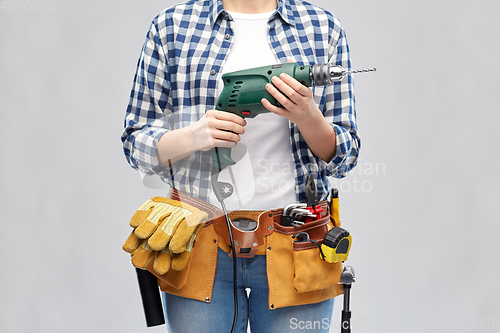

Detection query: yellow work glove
xmin=122 ymin=197 xmax=207 ymax=274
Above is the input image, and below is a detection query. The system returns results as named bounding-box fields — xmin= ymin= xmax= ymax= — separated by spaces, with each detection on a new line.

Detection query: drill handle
xmin=210 ymin=147 xmax=236 ymax=170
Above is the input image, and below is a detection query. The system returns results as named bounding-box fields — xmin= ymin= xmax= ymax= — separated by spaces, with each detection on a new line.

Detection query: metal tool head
xmin=293 ymin=232 xmax=310 ymax=242
xmin=347 ymin=68 xmax=377 ymax=75
xmin=289 ymin=208 xmax=314 ymax=218
xmin=283 ymin=203 xmax=307 ymax=216
xmin=340 ymin=266 xmax=356 ymax=285
xmin=305 ymin=175 xmax=318 ymax=207
xmin=313 ymin=64 xmax=377 ymax=85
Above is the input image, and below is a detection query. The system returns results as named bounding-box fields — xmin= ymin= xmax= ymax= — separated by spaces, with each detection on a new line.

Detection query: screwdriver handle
xmin=341 ymin=310 xmax=351 ymax=333
xmin=135 ymin=268 xmax=165 ymax=327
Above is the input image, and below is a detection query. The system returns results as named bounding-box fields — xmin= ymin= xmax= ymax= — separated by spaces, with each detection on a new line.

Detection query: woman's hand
xmin=260 ymin=61 xmax=337 ymax=162
xmin=261 ymin=72 xmax=323 ymax=127
xmin=157 ymin=109 xmax=246 ymax=167
xmin=199 ymin=109 xmax=247 ymax=150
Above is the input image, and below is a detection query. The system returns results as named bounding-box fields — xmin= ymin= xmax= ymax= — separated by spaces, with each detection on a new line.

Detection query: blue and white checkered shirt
xmin=122 ymin=0 xmax=360 ymax=203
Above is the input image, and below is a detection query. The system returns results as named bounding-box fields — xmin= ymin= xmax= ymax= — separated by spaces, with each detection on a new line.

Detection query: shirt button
xmin=225 ymin=34 xmax=230 ymax=40
xmin=210 ymin=69 xmax=216 ymax=75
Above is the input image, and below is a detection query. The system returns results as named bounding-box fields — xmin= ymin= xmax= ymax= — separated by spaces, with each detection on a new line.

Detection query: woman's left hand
xmin=261 ymin=71 xmax=322 ymax=127
xmin=261 ymin=61 xmax=337 ymax=162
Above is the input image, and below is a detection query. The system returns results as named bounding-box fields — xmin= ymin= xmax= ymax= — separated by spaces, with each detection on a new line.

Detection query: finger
xmin=131 ymin=246 xmax=155 ymax=269
xmin=261 ymin=98 xmax=288 ymax=116
xmin=210 ymin=128 xmax=241 ymax=148
xmin=154 ymin=250 xmax=172 ymax=275
xmin=278 ymin=73 xmax=312 ymax=97
xmin=205 ymin=117 xmax=245 ymax=142
xmin=212 ymin=139 xmax=237 ymax=148
xmin=209 ymin=109 xmax=247 ymax=127
xmin=169 ymin=219 xmax=197 ymax=253
xmin=129 ymin=208 xmax=152 ymax=228
xmin=122 ymin=230 xmax=141 ymax=253
xmin=216 ymin=120 xmax=246 ymax=135
xmin=206 ymin=111 xmax=246 ymax=135
xmin=148 ymin=217 xmax=172 ymax=251
xmin=171 ymin=251 xmax=191 ymax=271
xmin=265 ymin=82 xmax=296 ymax=110
xmin=270 ymin=76 xmax=300 ymax=104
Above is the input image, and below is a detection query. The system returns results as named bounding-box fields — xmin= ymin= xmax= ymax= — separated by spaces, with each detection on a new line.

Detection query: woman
xmin=122 ymin=0 xmax=360 ymax=331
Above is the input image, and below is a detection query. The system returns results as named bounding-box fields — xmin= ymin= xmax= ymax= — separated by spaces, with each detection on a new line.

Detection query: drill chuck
xmin=311 ymin=64 xmax=342 ymax=85
xmin=311 ymin=64 xmax=376 ymax=86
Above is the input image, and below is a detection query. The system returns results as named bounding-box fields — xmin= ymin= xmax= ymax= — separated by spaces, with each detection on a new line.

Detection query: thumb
xmin=286 ymin=59 xmax=294 ymax=63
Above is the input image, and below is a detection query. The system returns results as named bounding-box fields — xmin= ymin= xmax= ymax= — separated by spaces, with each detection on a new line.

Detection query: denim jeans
xmin=163 ymin=248 xmax=334 ymax=333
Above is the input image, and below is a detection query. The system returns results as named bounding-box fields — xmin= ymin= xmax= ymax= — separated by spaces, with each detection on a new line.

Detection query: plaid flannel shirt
xmin=122 ymin=0 xmax=360 ymax=203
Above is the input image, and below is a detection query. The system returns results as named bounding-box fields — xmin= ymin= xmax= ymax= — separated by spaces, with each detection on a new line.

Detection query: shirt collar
xmin=210 ymin=0 xmax=295 ymax=27
xmin=275 ymin=0 xmax=295 ymax=26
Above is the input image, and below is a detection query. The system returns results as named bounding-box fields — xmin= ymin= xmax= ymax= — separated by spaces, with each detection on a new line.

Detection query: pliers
xmin=305 ymin=175 xmax=324 ymax=222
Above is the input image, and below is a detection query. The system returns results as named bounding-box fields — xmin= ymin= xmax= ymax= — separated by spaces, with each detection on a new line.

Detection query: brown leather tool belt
xmin=167 ymin=189 xmax=330 ymax=258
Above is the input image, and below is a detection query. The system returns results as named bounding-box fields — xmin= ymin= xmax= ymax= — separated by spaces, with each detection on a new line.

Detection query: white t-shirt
xmin=209 ymin=10 xmax=297 ymax=211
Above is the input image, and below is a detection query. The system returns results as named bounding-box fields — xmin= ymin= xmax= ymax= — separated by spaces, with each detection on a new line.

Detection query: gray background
xmin=1 ymin=1 xmax=499 ymax=332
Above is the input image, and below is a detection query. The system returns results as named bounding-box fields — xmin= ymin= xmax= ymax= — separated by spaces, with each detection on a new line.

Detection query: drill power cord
xmin=220 ymin=200 xmax=238 ymax=333
xmin=211 ymin=160 xmax=238 ymax=333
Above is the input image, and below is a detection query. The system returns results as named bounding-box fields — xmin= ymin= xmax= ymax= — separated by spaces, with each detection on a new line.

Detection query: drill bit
xmin=346 ymin=68 xmax=377 ymax=75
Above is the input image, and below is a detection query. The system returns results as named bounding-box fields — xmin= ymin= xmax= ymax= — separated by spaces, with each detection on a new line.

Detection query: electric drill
xmin=211 ymin=62 xmax=376 ymax=169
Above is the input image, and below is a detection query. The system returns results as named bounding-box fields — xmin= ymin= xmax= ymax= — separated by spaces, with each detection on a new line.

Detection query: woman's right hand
xmin=194 ymin=109 xmax=247 ymax=151
xmin=157 ymin=110 xmax=247 ymax=166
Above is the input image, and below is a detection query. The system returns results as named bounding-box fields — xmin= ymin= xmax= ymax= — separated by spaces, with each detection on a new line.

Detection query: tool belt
xmin=167 ymin=188 xmax=333 ymax=257
xmin=147 ymin=189 xmax=343 ymax=309
xmin=168 ymin=189 xmax=273 ymax=257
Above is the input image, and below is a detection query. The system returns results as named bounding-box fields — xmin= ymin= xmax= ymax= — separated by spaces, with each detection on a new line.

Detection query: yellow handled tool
xmin=321 ymin=188 xmax=352 ymax=263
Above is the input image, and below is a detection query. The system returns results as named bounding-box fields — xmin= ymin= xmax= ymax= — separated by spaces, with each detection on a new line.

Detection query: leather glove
xmin=122 ymin=197 xmax=208 ymax=274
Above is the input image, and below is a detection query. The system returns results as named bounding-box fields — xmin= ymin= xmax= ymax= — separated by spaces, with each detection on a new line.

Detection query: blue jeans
xmin=163 ymin=248 xmax=334 ymax=333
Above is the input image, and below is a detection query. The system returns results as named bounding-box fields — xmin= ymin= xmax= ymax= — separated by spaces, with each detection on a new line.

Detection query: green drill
xmin=211 ymin=62 xmax=375 ymax=169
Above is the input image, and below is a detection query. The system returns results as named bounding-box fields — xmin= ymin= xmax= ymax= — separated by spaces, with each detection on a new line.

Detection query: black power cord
xmin=220 ymin=201 xmax=238 ymax=333
xmin=211 ymin=160 xmax=238 ymax=333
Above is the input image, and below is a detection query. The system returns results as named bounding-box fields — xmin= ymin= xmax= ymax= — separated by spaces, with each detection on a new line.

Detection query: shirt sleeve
xmin=121 ymin=20 xmax=172 ymax=175
xmin=320 ymin=22 xmax=361 ymax=179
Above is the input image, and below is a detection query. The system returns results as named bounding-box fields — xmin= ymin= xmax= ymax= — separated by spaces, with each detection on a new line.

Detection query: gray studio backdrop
xmin=1 ymin=1 xmax=499 ymax=332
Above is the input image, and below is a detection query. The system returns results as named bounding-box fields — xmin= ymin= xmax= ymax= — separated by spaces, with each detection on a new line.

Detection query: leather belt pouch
xmin=142 ymin=189 xmax=224 ymax=292
xmin=271 ymin=201 xmax=343 ymax=294
xmin=213 ymin=210 xmax=274 ymax=257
